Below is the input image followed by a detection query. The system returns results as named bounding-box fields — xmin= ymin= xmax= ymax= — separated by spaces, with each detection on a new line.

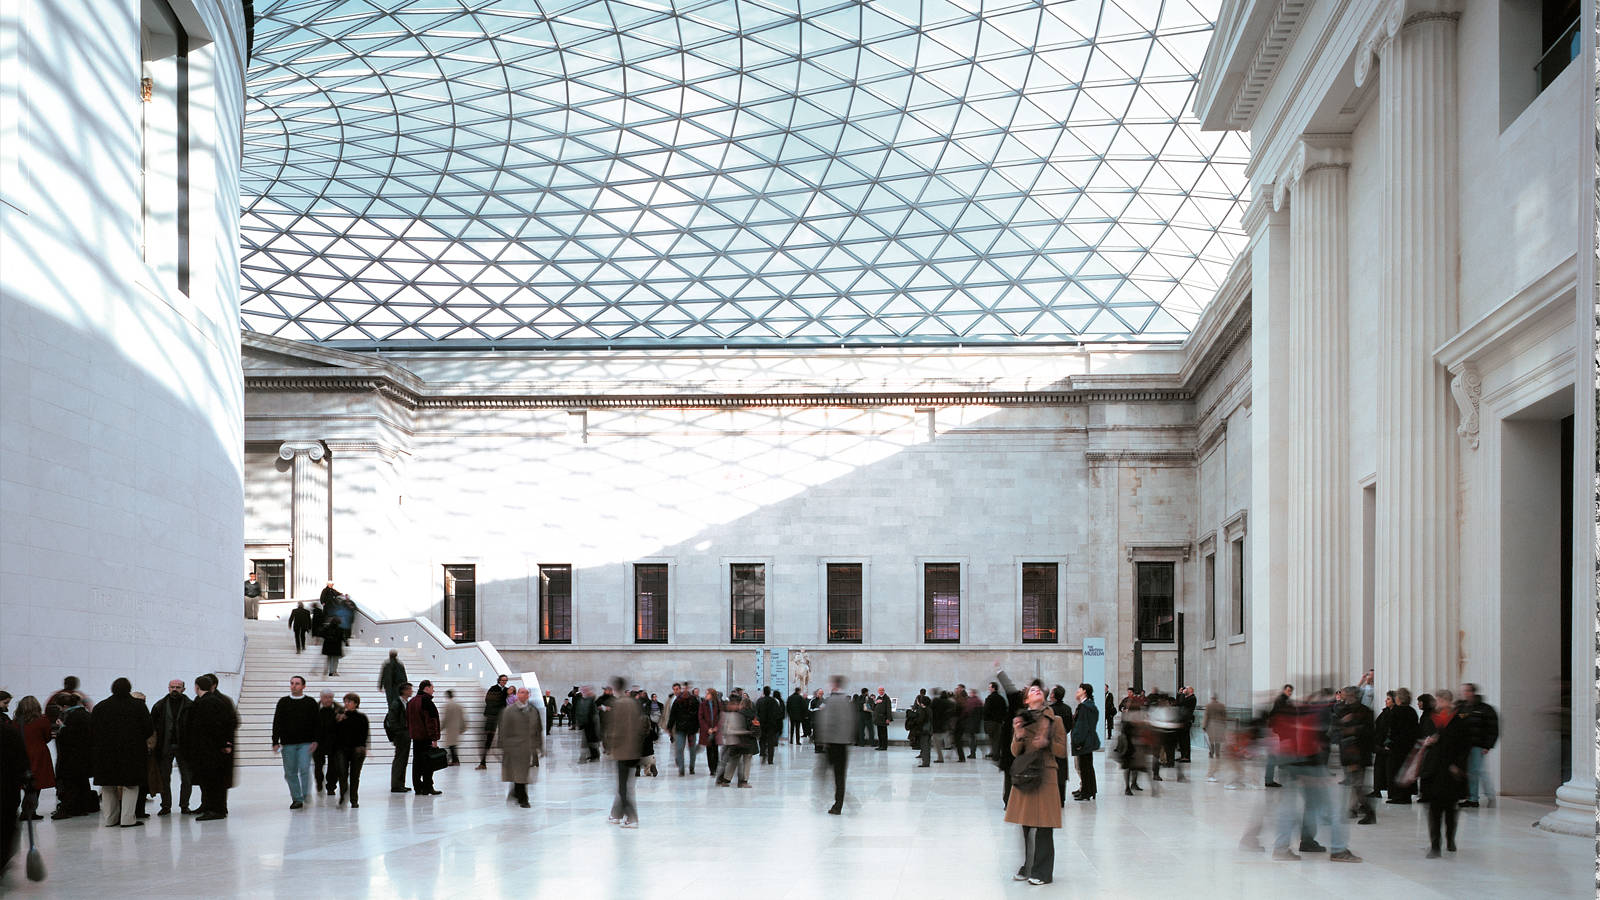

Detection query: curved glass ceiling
xmin=241 ymin=0 xmax=1249 ymax=346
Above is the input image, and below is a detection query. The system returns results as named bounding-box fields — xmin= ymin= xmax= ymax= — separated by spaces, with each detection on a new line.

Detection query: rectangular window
xmin=252 ymin=559 xmax=286 ymax=601
xmin=1537 ymin=0 xmax=1580 ymax=93
xmin=539 ymin=564 xmax=572 ymax=643
xmin=826 ymin=563 xmax=862 ymax=643
xmin=1231 ymin=539 xmax=1246 ymax=635
xmin=443 ymin=564 xmax=476 ymax=643
xmin=923 ymin=562 xmax=960 ymax=643
xmin=730 ymin=563 xmax=765 ymax=643
xmin=139 ymin=0 xmax=190 ymax=295
xmin=1135 ymin=561 xmax=1175 ymax=643
xmin=1020 ymin=562 xmax=1058 ymax=643
xmin=634 ymin=563 xmax=668 ymax=643
xmin=1204 ymin=553 xmax=1216 ymax=642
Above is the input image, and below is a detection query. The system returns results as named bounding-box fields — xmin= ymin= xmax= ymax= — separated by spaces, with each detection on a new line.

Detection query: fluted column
xmin=1356 ymin=0 xmax=1462 ymax=697
xmin=280 ymin=441 xmax=329 ymax=599
xmin=1275 ymin=137 xmax=1352 ymax=687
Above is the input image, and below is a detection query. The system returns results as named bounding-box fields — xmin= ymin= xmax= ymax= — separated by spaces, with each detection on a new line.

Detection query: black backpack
xmin=1010 ymin=747 xmax=1047 ymax=791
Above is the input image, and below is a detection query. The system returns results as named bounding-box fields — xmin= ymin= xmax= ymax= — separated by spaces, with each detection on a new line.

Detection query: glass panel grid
xmin=240 ymin=0 xmax=1249 ymax=347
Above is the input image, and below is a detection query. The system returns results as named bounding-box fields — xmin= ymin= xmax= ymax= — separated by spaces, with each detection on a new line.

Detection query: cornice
xmin=1085 ymin=450 xmax=1198 ymax=468
xmin=1224 ymin=0 xmax=1315 ymax=130
xmin=1196 ymin=0 xmax=1313 ymax=131
xmin=1434 ymin=254 xmax=1579 ymax=370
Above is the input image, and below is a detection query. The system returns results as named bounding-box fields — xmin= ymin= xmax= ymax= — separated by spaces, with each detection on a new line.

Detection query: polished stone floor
xmin=3 ymin=731 xmax=1589 ymax=899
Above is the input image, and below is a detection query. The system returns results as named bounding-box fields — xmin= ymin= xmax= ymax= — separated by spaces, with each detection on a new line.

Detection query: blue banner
xmin=1082 ymin=637 xmax=1106 ymax=706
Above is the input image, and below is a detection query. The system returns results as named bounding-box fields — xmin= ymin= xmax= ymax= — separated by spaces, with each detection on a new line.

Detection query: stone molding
xmin=1448 ymin=364 xmax=1481 ymax=450
xmin=1223 ymin=509 xmax=1249 ymax=540
xmin=1125 ymin=543 xmax=1192 ymax=562
xmin=1085 ymin=450 xmax=1197 ymax=468
xmin=1218 ymin=0 xmax=1314 ymax=130
xmin=1354 ymin=0 xmax=1463 ymax=88
xmin=1272 ymin=135 xmax=1353 ymax=211
xmin=1196 ymin=530 xmax=1218 ymax=557
xmin=321 ymin=440 xmax=407 ymax=461
xmin=277 ymin=441 xmax=325 ymax=462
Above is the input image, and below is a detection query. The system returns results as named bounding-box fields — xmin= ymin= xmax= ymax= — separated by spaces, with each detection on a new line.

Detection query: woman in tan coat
xmin=1004 ymin=684 xmax=1069 ymax=885
xmin=495 ymin=688 xmax=543 ymax=807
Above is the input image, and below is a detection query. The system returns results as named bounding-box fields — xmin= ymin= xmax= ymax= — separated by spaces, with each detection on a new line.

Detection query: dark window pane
xmin=1231 ymin=540 xmax=1246 ymax=635
xmin=252 ymin=559 xmax=286 ymax=600
xmin=1135 ymin=561 xmax=1174 ymax=643
xmin=826 ymin=563 xmax=862 ymax=643
xmin=924 ymin=562 xmax=960 ymax=643
xmin=540 ymin=564 xmax=572 ymax=643
xmin=1021 ymin=562 xmax=1058 ymax=643
xmin=444 ymin=564 xmax=476 ymax=642
xmin=635 ymin=564 xmax=668 ymax=643
xmin=730 ymin=563 xmax=765 ymax=643
xmin=1204 ymin=554 xmax=1216 ymax=642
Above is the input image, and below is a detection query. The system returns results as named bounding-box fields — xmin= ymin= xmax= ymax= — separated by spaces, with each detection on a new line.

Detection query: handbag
xmin=426 ymin=746 xmax=450 ymax=772
xmin=1394 ymin=741 xmax=1424 ymax=788
xmin=1010 ymin=747 xmax=1047 ymax=791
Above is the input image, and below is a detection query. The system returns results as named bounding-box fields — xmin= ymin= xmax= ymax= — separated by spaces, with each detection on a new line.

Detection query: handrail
xmin=253 ymin=597 xmax=540 ymax=700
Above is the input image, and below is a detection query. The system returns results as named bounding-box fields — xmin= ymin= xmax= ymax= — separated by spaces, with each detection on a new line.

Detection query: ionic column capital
xmin=1241 ymin=186 xmax=1283 ymax=238
xmin=1272 ymin=136 xmax=1352 ymax=211
xmin=1354 ymin=0 xmax=1463 ymax=87
xmin=278 ymin=441 xmax=326 ymax=463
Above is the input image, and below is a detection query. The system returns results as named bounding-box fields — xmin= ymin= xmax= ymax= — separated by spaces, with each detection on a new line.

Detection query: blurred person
xmin=1 ymin=706 xmax=29 ymax=876
xmin=1263 ymin=683 xmax=1294 ymax=787
xmin=407 ymin=680 xmax=442 ymax=795
xmin=496 ymin=687 xmax=543 ymax=808
xmin=907 ymin=694 xmax=932 ymax=767
xmin=385 ymin=682 xmax=413 ymax=793
xmin=1203 ymin=694 xmax=1227 ymax=766
xmin=1113 ymin=707 xmax=1151 ymax=796
xmin=1420 ymin=687 xmax=1469 ymax=857
xmin=50 ymin=692 xmax=94 ymax=818
xmin=815 ymin=676 xmax=855 ymax=814
xmin=1370 ymin=691 xmax=1395 ymax=799
xmin=667 ymin=683 xmax=700 ymax=775
xmin=0 ymin=691 xmax=9 ymax=723
xmin=1048 ymin=686 xmax=1073 ymax=805
xmin=1177 ymin=686 xmax=1198 ymax=762
xmin=543 ymin=690 xmax=557 ymax=736
xmin=309 ymin=600 xmax=326 ymax=640
xmin=320 ymin=617 xmax=344 ymax=676
xmin=756 ymin=685 xmax=784 ymax=763
xmin=1104 ymin=685 xmax=1116 ymax=741
xmin=1335 ymin=686 xmax=1376 ymax=825
xmin=130 ymin=688 xmax=154 ymax=820
xmin=272 ymin=676 xmax=319 ymax=808
xmin=51 ymin=674 xmax=93 ymax=711
xmin=698 ymin=688 xmax=722 ymax=774
xmin=477 ymin=674 xmax=510 ymax=770
xmin=574 ymin=685 xmax=600 ymax=762
xmin=983 ymin=682 xmax=1008 ymax=759
xmin=187 ymin=674 xmax=236 ymax=820
xmin=855 ymin=688 xmax=872 ymax=746
xmin=313 ymin=689 xmax=340 ymax=795
xmin=715 ymin=689 xmax=756 ymax=787
xmin=91 ymin=676 xmax=153 ymax=827
xmin=1456 ymin=683 xmax=1498 ymax=808
xmin=1271 ymin=691 xmax=1361 ymax=862
xmin=959 ymin=684 xmax=984 ymax=761
xmin=377 ymin=649 xmax=407 ymax=707
xmin=1004 ymin=684 xmax=1068 ymax=886
xmin=150 ymin=678 xmax=193 ymax=814
xmin=331 ymin=692 xmax=369 ymax=807
xmin=808 ymin=688 xmax=825 ymax=754
xmin=15 ymin=697 xmax=53 ymax=818
xmin=1146 ymin=691 xmax=1184 ymax=782
xmin=1070 ymin=683 xmax=1100 ymax=801
xmin=931 ymin=690 xmax=957 ymax=762
xmin=441 ymin=688 xmax=466 ymax=766
xmin=1385 ymin=688 xmax=1420 ymax=805
xmin=288 ymin=601 xmax=313 ymax=652
xmin=604 ymin=677 xmax=644 ymax=826
xmin=787 ymin=686 xmax=809 ymax=744
xmin=1357 ymin=669 xmax=1375 ymax=708
xmin=871 ymin=687 xmax=891 ymax=752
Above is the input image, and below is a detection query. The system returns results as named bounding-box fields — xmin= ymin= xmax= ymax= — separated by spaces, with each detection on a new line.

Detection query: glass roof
xmin=240 ymin=0 xmax=1249 ymax=346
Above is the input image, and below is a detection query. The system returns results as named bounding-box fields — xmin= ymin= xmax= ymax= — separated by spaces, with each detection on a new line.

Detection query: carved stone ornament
xmin=1353 ymin=0 xmax=1462 ymax=88
xmin=1272 ymin=137 xmax=1351 ymax=212
xmin=278 ymin=441 xmax=326 ymax=462
xmin=1449 ymin=364 xmax=1481 ymax=450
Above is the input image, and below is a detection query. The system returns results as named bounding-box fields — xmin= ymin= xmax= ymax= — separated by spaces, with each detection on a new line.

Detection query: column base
xmin=1534 ymin=777 xmax=1597 ymax=835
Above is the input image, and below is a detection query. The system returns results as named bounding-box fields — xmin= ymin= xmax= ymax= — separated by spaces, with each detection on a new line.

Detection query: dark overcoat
xmin=90 ymin=692 xmax=153 ymax=786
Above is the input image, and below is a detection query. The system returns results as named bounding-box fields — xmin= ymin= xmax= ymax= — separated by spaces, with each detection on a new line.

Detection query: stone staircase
xmin=235 ymin=620 xmax=495 ymax=767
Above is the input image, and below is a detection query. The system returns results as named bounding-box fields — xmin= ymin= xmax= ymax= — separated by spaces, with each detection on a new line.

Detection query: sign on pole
xmin=769 ymin=647 xmax=789 ymax=698
xmin=1082 ymin=637 xmax=1106 ymax=704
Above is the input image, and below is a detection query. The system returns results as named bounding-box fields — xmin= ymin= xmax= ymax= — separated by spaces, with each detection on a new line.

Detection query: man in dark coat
xmin=377 ymin=649 xmax=407 ymax=707
xmin=1104 ymin=686 xmax=1117 ymax=741
xmin=1048 ymin=686 xmax=1075 ymax=803
xmin=244 ymin=572 xmax=264 ymax=619
xmin=1456 ymin=683 xmax=1499 ymax=808
xmin=187 ymin=674 xmax=237 ymax=820
xmin=386 ymin=682 xmax=413 ymax=792
xmin=755 ymin=686 xmax=784 ymax=763
xmin=815 ymin=678 xmax=855 ymax=814
xmin=871 ymin=688 xmax=892 ymax=751
xmin=1070 ymin=684 xmax=1100 ymax=801
xmin=313 ymin=690 xmax=340 ymax=795
xmin=91 ymin=677 xmax=153 ymax=827
xmin=288 ymin=602 xmax=312 ymax=653
xmin=150 ymin=678 xmax=193 ymax=814
xmin=477 ymin=674 xmax=509 ymax=769
xmin=983 ymin=682 xmax=1008 ymax=759
xmin=0 ymin=716 xmax=29 ymax=876
xmin=787 ymin=688 xmax=809 ymax=744
xmin=407 ymin=680 xmax=442 ymax=795
xmin=1418 ymin=689 xmax=1470 ymax=857
xmin=1336 ymin=686 xmax=1376 ymax=824
xmin=51 ymin=696 xmax=94 ymax=818
xmin=543 ymin=690 xmax=558 ymax=736
xmin=1177 ymin=686 xmax=1198 ymax=762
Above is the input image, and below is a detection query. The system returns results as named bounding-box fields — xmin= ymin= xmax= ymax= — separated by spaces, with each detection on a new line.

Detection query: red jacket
xmin=406 ymin=693 xmax=441 ymax=742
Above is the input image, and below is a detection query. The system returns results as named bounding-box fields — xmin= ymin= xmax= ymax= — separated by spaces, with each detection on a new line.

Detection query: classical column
xmin=280 ymin=441 xmax=329 ymax=599
xmin=1275 ymin=137 xmax=1353 ymax=687
xmin=1356 ymin=0 xmax=1462 ymax=696
xmin=1243 ymin=189 xmax=1291 ymax=692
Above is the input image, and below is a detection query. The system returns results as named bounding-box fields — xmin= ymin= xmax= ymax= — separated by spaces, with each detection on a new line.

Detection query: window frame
xmin=725 ymin=559 xmax=769 ymax=644
xmin=918 ymin=558 xmax=965 ymax=645
xmin=819 ymin=558 xmax=868 ymax=644
xmin=1017 ymin=559 xmax=1064 ymax=644
xmin=632 ymin=561 xmax=672 ymax=644
xmin=538 ymin=563 xmax=573 ymax=644
xmin=442 ymin=563 xmax=477 ymax=643
xmin=1224 ymin=510 xmax=1248 ymax=640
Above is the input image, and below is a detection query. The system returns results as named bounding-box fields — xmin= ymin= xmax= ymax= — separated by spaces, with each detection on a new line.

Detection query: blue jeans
xmin=672 ymin=731 xmax=698 ymax=773
xmin=1274 ymin=764 xmax=1347 ymax=852
xmin=1466 ymin=747 xmax=1492 ymax=802
xmin=280 ymin=742 xmax=312 ymax=802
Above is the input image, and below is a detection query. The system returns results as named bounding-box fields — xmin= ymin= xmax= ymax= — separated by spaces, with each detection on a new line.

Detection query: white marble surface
xmin=4 ymin=732 xmax=1589 ymax=898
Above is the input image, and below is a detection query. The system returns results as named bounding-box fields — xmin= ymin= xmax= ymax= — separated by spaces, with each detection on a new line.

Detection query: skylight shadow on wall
xmin=240 ymin=0 xmax=1249 ymax=347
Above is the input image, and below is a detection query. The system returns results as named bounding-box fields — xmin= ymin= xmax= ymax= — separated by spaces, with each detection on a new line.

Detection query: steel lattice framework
xmin=241 ymin=0 xmax=1248 ymax=346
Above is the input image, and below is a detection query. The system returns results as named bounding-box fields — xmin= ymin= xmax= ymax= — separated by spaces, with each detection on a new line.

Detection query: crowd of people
xmin=0 ymin=652 xmax=1504 ymax=887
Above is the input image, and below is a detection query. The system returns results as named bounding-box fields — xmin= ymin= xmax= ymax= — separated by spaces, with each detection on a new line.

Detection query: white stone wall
xmin=0 ymin=1 xmax=247 ymax=698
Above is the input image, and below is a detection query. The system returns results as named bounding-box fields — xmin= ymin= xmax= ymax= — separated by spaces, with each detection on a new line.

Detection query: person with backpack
xmin=1003 ymin=684 xmax=1068 ymax=886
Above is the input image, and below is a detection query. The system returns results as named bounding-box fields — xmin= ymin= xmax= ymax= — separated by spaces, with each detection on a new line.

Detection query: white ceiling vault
xmin=240 ymin=0 xmax=1249 ymax=347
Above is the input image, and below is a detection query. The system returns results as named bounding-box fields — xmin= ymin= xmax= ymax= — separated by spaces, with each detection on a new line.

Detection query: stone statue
xmin=790 ymin=648 xmax=811 ymax=694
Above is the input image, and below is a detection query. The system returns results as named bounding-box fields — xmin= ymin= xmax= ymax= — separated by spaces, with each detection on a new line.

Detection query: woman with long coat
xmin=1418 ymin=688 xmax=1470 ymax=858
xmin=495 ymin=689 xmax=543 ymax=807
xmin=16 ymin=698 xmax=55 ymax=812
xmin=90 ymin=677 xmax=153 ymax=827
xmin=321 ymin=624 xmax=345 ymax=677
xmin=1385 ymin=688 xmax=1420 ymax=804
xmin=1004 ymin=684 xmax=1069 ymax=886
xmin=698 ymin=689 xmax=722 ymax=776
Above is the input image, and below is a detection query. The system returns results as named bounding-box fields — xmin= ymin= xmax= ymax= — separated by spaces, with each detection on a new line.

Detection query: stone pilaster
xmin=1357 ymin=0 xmax=1463 ymax=696
xmin=279 ymin=441 xmax=329 ymax=599
xmin=1276 ymin=137 xmax=1353 ymax=686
